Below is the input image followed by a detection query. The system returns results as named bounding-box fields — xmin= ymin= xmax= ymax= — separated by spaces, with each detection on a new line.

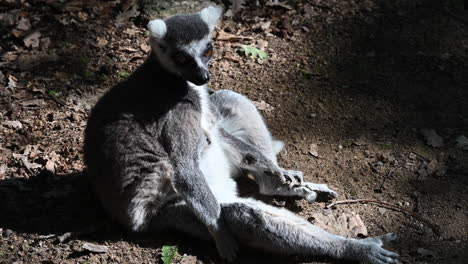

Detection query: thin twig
xmin=378 ymin=167 xmax=396 ymax=191
xmin=47 ymin=94 xmax=66 ymax=107
xmin=326 ymin=199 xmax=440 ymax=235
xmin=411 ymin=151 xmax=430 ymax=162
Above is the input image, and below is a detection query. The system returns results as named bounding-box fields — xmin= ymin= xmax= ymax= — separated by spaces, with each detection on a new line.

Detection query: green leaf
xmin=161 ymin=245 xmax=178 ymax=264
xmin=48 ymin=89 xmax=57 ymax=96
xmin=118 ymin=71 xmax=129 ymax=78
xmin=239 ymin=45 xmax=268 ymax=59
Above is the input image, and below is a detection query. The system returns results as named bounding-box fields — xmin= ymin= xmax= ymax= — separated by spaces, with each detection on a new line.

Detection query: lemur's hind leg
xmin=211 ymin=90 xmax=337 ymax=202
xmin=153 ymin=198 xmax=399 ymax=264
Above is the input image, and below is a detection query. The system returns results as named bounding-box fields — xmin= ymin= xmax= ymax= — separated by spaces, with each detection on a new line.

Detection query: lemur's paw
xmin=362 ymin=243 xmax=400 ymax=264
xmin=214 ymin=229 xmax=238 ymax=263
xmin=281 ymin=169 xmax=304 ymax=185
xmin=302 ymin=182 xmax=338 ymax=201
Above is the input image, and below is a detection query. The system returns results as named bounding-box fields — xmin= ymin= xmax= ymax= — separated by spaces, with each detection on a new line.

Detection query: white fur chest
xmin=189 ymin=82 xmax=238 ymax=202
xmin=189 ymin=83 xmax=214 ymax=132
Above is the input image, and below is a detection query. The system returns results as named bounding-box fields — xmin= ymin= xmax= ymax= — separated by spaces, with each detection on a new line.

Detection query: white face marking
xmin=181 ymin=36 xmax=211 ymax=71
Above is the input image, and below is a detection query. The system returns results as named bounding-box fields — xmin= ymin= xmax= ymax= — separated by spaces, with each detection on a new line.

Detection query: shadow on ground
xmin=0 ymin=171 xmax=345 ymax=263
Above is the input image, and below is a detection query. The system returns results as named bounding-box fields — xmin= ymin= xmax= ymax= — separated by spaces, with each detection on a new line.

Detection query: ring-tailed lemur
xmin=84 ymin=6 xmax=400 ymax=264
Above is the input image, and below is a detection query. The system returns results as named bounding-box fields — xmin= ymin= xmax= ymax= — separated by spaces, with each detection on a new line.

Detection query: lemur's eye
xmin=203 ymin=48 xmax=213 ymax=57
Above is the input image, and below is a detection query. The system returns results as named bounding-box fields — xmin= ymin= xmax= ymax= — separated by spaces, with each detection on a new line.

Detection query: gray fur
xmin=84 ymin=6 xmax=399 ymax=264
xmin=164 ymin=14 xmax=209 ymax=45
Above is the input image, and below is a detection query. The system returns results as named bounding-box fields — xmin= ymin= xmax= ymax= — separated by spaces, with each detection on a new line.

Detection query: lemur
xmin=84 ymin=6 xmax=400 ymax=264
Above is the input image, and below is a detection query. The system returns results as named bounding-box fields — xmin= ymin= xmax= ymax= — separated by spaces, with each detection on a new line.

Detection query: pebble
xmin=3 ymin=228 xmax=13 ymax=237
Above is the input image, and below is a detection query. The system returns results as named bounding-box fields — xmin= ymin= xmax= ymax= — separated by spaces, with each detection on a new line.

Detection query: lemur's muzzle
xmin=189 ymin=69 xmax=210 ymax=86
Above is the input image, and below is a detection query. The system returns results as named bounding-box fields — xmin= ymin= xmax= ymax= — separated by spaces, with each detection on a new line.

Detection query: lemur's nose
xmin=201 ymin=74 xmax=210 ymax=83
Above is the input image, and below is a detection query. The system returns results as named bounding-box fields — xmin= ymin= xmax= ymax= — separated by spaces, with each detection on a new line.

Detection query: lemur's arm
xmin=162 ymin=105 xmax=238 ymax=261
xmin=218 ymin=128 xmax=289 ymax=183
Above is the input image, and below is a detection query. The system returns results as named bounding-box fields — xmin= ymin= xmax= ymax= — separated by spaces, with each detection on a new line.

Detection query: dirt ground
xmin=0 ymin=0 xmax=467 ymax=263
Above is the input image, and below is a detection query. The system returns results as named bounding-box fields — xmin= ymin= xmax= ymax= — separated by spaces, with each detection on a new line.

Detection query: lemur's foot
xmin=346 ymin=233 xmax=400 ymax=264
xmin=301 ymin=182 xmax=337 ymax=202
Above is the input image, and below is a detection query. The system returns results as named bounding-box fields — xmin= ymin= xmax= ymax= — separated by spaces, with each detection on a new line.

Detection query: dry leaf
xmin=254 ymin=100 xmax=274 ymax=112
xmin=45 ymin=151 xmax=60 ymax=173
xmin=266 ymin=1 xmax=293 ymax=10
xmin=40 ymin=37 xmax=51 ymax=50
xmin=13 ymin=153 xmax=42 ymax=171
xmin=260 ymin=21 xmax=272 ymax=32
xmin=2 ymin=51 xmax=18 ymax=62
xmin=256 ymin=39 xmax=268 ymax=50
xmin=120 ymin=46 xmax=138 ymax=52
xmin=179 ymin=255 xmax=198 ymax=264
xmin=216 ymin=30 xmax=252 ymax=41
xmin=309 ymin=143 xmax=319 ymax=158
xmin=96 ymin=37 xmax=108 ymax=47
xmin=82 ymin=242 xmax=108 ymax=253
xmin=2 ymin=120 xmax=22 ymax=129
xmin=0 ymin=164 xmax=7 ymax=179
xmin=7 ymin=75 xmax=17 ymax=89
xmin=224 ymin=55 xmax=240 ymax=63
xmin=420 ymin=129 xmax=444 ymax=148
xmin=16 ymin=17 xmax=31 ymax=31
xmin=115 ymin=2 xmax=140 ymax=26
xmin=140 ymin=43 xmax=150 ymax=53
xmin=312 ymin=212 xmax=368 ymax=238
xmin=24 ymin=31 xmax=41 ymax=48
xmin=124 ymin=28 xmax=139 ymax=36
xmin=19 ymin=99 xmax=46 ymax=108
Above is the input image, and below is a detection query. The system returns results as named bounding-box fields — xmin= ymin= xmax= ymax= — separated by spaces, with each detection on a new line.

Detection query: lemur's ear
xmin=199 ymin=6 xmax=223 ymax=31
xmin=147 ymin=19 xmax=167 ymax=40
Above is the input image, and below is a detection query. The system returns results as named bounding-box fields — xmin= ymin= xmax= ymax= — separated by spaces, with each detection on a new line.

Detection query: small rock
xmin=420 ymin=129 xmax=444 ymax=148
xmin=455 ymin=135 xmax=468 ymax=151
xmin=3 ymin=228 xmax=13 ymax=237
xmin=416 ymin=247 xmax=436 ymax=258
xmin=82 ymin=242 xmax=109 ymax=254
xmin=378 ymin=208 xmax=387 ymax=215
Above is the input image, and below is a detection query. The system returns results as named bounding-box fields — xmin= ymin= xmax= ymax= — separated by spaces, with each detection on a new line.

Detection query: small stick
xmin=47 ymin=94 xmax=66 ymax=107
xmin=411 ymin=151 xmax=430 ymax=162
xmin=326 ymin=199 xmax=440 ymax=236
xmin=378 ymin=167 xmax=396 ymax=191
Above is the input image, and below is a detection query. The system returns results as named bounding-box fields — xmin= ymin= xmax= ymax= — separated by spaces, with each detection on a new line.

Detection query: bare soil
xmin=0 ymin=0 xmax=467 ymax=264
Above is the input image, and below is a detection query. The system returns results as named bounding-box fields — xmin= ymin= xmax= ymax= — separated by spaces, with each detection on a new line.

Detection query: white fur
xmin=190 ymin=83 xmax=238 ymax=202
xmin=147 ymin=19 xmax=167 ymax=40
xmin=199 ymin=6 xmax=223 ymax=31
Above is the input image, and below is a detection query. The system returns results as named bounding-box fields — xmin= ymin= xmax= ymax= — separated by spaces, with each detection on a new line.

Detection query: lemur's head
xmin=147 ymin=6 xmax=222 ymax=85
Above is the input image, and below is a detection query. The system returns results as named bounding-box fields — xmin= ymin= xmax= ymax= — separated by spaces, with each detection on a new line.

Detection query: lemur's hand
xmin=345 ymin=233 xmax=399 ymax=264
